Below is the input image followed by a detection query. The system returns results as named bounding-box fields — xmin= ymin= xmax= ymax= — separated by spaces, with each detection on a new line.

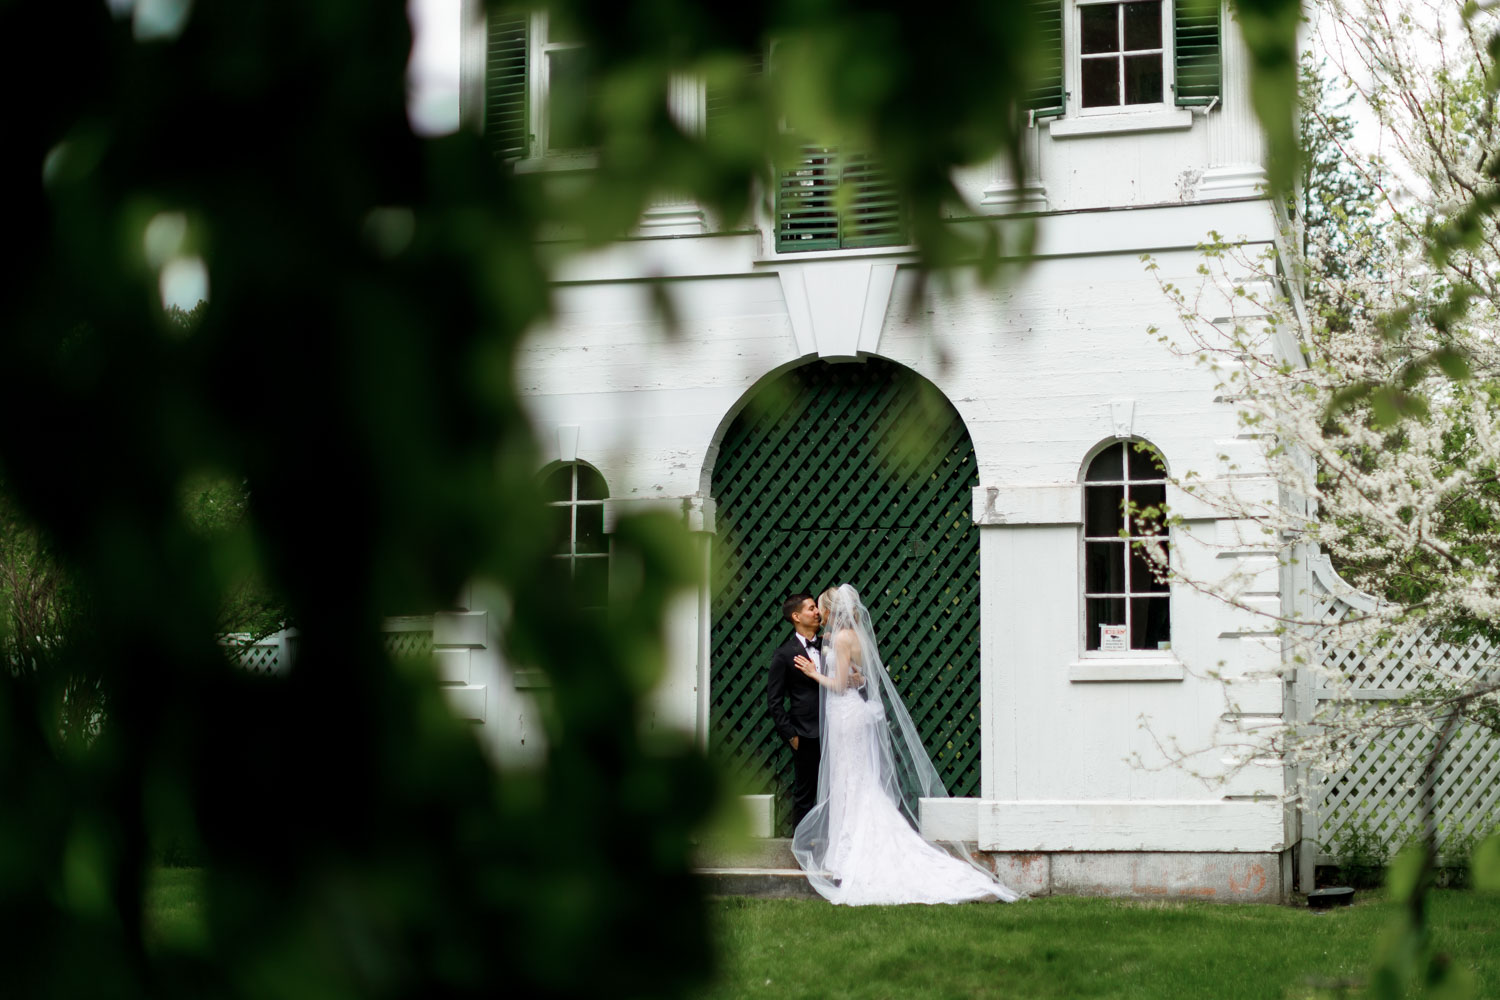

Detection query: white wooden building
xmin=443 ymin=0 xmax=1298 ymax=900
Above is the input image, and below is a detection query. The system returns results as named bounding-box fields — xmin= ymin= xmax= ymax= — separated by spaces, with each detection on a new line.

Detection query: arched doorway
xmin=709 ymin=358 xmax=981 ymax=834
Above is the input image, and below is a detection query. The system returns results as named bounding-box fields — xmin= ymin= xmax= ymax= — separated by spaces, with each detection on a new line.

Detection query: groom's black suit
xmin=767 ymin=633 xmax=822 ymax=829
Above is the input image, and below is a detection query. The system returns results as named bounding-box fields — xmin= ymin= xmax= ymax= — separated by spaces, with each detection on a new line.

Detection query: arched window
xmin=1083 ymin=441 xmax=1170 ymax=652
xmin=541 ymin=461 xmax=609 ymax=611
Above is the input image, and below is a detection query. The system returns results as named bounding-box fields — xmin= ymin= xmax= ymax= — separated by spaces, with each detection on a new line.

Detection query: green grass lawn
xmin=145 ymin=871 xmax=1500 ymax=999
xmin=695 ymin=893 xmax=1500 ymax=1000
xmin=144 ymin=867 xmax=208 ymax=952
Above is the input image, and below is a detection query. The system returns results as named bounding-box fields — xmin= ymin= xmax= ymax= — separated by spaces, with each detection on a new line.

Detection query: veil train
xmin=790 ymin=584 xmax=1020 ymax=905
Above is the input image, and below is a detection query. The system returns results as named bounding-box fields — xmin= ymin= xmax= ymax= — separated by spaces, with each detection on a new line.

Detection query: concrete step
xmin=692 ymin=836 xmax=797 ymax=870
xmin=692 ymin=838 xmax=817 ymax=898
xmin=695 ymin=867 xmax=818 ymax=899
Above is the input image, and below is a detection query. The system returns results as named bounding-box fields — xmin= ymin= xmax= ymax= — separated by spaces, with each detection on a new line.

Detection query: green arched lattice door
xmin=710 ymin=358 xmax=981 ymax=834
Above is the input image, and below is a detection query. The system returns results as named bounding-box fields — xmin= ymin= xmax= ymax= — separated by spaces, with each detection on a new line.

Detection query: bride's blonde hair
xmin=817 ymin=587 xmax=839 ymax=623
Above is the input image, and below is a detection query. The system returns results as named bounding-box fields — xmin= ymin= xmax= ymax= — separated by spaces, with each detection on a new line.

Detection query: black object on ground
xmin=1308 ymin=887 xmax=1355 ymax=909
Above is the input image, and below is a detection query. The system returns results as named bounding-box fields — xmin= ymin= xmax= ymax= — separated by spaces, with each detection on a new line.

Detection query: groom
xmin=766 ymin=592 xmax=823 ymax=830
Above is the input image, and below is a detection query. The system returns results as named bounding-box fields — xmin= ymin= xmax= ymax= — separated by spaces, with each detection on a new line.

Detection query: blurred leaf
xmin=1433 ymin=348 xmax=1472 ymax=381
xmin=1427 ymin=962 xmax=1478 ymax=1000
xmin=1370 ymin=385 xmax=1429 ymax=427
xmin=1233 ymin=0 xmax=1303 ymax=194
xmin=1387 ymin=842 xmax=1426 ymax=903
xmin=0 ymin=0 xmax=1314 ymax=995
xmin=1473 ymin=833 xmax=1500 ymax=892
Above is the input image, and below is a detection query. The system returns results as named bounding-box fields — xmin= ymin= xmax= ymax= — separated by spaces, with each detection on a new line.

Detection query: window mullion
xmin=569 ymin=465 xmax=579 ymax=559
xmin=1126 ymin=476 xmax=1137 ymax=649
xmin=1123 ymin=474 xmax=1132 ymax=583
xmin=1116 ymin=7 xmax=1126 ymax=107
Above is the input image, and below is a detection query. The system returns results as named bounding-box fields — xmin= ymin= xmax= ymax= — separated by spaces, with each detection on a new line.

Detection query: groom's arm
xmin=766 ymin=649 xmax=796 ymax=745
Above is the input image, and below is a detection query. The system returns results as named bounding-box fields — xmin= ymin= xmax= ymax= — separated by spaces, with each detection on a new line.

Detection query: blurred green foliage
xmin=0 ymin=480 xmax=101 ymax=748
xmin=0 ymin=0 xmax=1302 ymax=996
xmin=1327 ymin=815 xmax=1393 ymax=890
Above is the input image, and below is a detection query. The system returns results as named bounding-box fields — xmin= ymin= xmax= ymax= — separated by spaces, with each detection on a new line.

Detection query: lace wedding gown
xmin=791 ymin=586 xmax=1020 ymax=906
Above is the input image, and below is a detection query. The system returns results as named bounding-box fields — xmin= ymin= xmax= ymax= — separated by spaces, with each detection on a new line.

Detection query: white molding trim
xmin=919 ymin=797 xmax=981 ymax=841
xmin=602 ymin=494 xmax=716 ymax=534
xmin=551 ymin=232 xmax=763 ymax=284
xmin=442 ymin=685 xmax=487 ymax=722
xmin=434 ymin=648 xmax=472 ymax=684
xmin=513 ymin=668 xmax=550 ymax=690
xmin=981 ymin=179 xmax=1049 ymax=214
xmin=972 ymin=479 xmax=1263 ymax=526
xmin=1049 ymin=109 xmax=1194 ymax=138
xmin=980 ymin=800 xmax=1286 ymax=852
xmin=637 ymin=203 xmax=708 ymax=236
xmin=683 ymin=495 xmax=717 ymax=533
xmin=753 ymin=244 xmax=915 ymax=266
xmin=513 ymin=151 xmax=601 ymax=174
xmin=556 ymin=424 xmax=579 ymax=463
xmin=973 ymin=484 xmax=1081 ymax=526
xmin=550 ymin=200 xmax=1275 ymax=285
xmin=775 ymin=259 xmax=899 ymax=360
xmin=1067 ymin=657 xmax=1184 ymax=682
xmin=1197 ymin=164 xmax=1269 ymax=200
xmin=433 ymin=611 xmax=489 ymax=648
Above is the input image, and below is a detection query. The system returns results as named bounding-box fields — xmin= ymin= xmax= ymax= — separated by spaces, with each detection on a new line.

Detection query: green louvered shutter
xmin=710 ymin=359 xmax=982 ymax=835
xmin=485 ymin=13 xmax=529 ymax=161
xmin=1173 ymin=0 xmax=1221 ymax=107
xmin=777 ymin=146 xmax=842 ymax=251
xmin=1023 ymin=0 xmax=1066 ymax=121
xmin=840 ymin=153 xmax=905 ymax=249
xmin=776 ymin=147 xmax=905 ymax=253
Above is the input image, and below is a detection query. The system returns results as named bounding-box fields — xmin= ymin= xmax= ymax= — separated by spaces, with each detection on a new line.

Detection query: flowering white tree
xmin=1148 ymin=10 xmax=1500 ymax=987
xmin=1147 ymin=0 xmax=1500 ymax=918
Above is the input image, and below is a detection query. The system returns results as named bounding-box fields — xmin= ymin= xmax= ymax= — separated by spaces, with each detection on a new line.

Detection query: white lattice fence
xmin=1308 ymin=566 xmax=1500 ymax=864
xmin=222 ymin=623 xmax=434 ymax=675
xmin=221 ymin=631 xmax=294 ymax=675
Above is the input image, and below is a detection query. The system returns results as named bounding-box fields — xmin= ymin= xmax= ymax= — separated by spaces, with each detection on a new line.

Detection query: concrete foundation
xmin=696 ymin=836 xmax=1289 ymax=903
xmin=977 ymin=850 xmax=1286 ymax=902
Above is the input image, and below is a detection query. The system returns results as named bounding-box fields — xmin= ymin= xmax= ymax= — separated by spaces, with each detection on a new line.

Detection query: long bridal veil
xmin=790 ymin=584 xmax=1018 ymax=903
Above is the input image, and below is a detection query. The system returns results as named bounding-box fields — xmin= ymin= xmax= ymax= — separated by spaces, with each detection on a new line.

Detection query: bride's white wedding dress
xmin=791 ymin=585 xmax=1020 ymax=906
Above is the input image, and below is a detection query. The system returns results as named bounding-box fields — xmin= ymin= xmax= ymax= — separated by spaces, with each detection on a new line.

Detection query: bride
xmin=789 ymin=584 xmax=1021 ymax=906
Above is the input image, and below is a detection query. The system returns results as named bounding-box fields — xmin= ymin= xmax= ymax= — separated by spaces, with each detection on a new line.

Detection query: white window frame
xmin=1077 ymin=440 xmax=1173 ymax=657
xmin=527 ymin=10 xmax=592 ymax=161
xmin=515 ymin=13 xmax=700 ymax=168
xmin=543 ymin=461 xmax=610 ymax=610
xmin=1069 ymin=0 xmax=1174 ymax=117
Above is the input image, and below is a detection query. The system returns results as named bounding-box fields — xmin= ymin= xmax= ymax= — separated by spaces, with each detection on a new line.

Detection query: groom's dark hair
xmin=783 ymin=592 xmax=814 ymax=623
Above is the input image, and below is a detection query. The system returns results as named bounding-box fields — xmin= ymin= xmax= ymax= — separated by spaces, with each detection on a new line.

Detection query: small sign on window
xmin=1099 ymin=624 xmax=1128 ymax=652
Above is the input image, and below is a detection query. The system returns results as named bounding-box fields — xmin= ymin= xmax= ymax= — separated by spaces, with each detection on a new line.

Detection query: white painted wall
xmin=964 ymin=3 xmax=1266 ymax=213
xmin=462 ymin=5 xmax=1289 ymax=853
xmin=490 ymin=204 xmax=1288 ymax=850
